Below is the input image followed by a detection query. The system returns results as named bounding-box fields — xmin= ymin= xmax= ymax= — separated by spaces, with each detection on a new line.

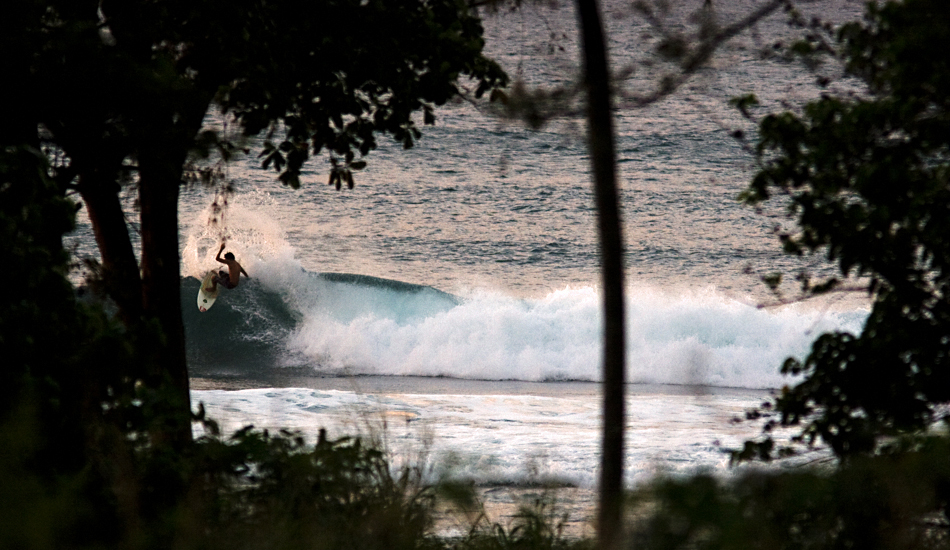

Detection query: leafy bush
xmin=455 ymin=495 xmax=594 ymax=550
xmin=628 ymin=438 xmax=950 ymax=550
xmin=738 ymin=0 xmax=950 ymax=459
xmin=139 ymin=426 xmax=441 ymax=550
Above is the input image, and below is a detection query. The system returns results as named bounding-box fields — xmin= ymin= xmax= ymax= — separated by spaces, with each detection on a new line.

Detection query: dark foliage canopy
xmin=739 ymin=0 xmax=950 ymax=458
xmin=23 ymin=0 xmax=507 ymax=185
xmin=1 ymin=0 xmax=507 ymax=447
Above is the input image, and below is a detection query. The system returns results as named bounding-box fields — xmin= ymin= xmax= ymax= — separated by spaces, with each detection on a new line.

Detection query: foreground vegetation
xmin=0 ymin=402 xmax=592 ymax=550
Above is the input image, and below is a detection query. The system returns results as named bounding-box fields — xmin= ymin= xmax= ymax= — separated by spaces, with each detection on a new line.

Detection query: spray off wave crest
xmin=181 ymin=198 xmax=867 ymax=389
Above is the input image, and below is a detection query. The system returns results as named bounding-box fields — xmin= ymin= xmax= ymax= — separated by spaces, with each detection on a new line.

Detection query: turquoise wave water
xmin=183 ymin=271 xmax=460 ymax=376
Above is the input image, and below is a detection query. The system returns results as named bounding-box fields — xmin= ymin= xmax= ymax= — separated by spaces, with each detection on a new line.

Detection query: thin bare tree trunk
xmin=575 ymin=0 xmax=626 ymax=548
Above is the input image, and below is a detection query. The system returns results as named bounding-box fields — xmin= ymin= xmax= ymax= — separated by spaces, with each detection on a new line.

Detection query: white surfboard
xmin=197 ymin=270 xmax=220 ymax=312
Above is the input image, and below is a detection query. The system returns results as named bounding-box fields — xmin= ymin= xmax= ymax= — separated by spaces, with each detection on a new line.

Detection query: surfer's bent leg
xmin=207 ymin=271 xmax=225 ymax=292
xmin=211 ymin=270 xmax=237 ymax=290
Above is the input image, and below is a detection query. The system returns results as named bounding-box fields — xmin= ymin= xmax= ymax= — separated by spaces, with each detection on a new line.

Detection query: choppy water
xmin=68 ymin=0 xmax=869 ymax=489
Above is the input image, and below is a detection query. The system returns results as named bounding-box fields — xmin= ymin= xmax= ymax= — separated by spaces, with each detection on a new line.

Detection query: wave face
xmin=182 ymin=271 xmax=457 ymax=375
xmin=183 ymin=264 xmax=866 ymax=389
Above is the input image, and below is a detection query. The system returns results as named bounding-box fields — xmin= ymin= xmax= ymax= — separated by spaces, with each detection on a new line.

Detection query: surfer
xmin=206 ymin=243 xmax=250 ymax=292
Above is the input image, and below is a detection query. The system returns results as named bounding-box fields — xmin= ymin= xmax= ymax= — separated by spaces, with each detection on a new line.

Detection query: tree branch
xmin=619 ymin=0 xmax=790 ymax=108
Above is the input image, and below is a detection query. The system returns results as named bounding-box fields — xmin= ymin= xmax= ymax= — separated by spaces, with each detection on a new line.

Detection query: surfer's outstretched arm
xmin=240 ymin=266 xmax=249 ymax=278
xmin=215 ymin=242 xmax=226 ymax=263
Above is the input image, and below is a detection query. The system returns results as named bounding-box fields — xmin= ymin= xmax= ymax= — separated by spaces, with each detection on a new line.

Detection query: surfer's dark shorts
xmin=215 ymin=271 xmax=236 ymax=289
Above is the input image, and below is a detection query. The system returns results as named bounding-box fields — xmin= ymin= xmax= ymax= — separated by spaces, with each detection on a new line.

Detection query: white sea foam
xmin=281 ymin=279 xmax=865 ymax=389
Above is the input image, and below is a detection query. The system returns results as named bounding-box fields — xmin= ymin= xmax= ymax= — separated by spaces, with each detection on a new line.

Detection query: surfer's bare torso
xmin=207 ymin=243 xmax=249 ymax=291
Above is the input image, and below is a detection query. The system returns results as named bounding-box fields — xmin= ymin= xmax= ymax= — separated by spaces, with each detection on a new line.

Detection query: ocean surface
xmin=66 ymin=0 xmax=870 ymax=507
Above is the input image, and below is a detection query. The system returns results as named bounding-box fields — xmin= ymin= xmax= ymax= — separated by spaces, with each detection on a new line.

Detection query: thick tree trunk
xmin=134 ymin=94 xmax=212 ymax=447
xmin=139 ymin=147 xmax=191 ymax=448
xmin=80 ymin=178 xmax=144 ymax=325
xmin=575 ymin=0 xmax=626 ymax=548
